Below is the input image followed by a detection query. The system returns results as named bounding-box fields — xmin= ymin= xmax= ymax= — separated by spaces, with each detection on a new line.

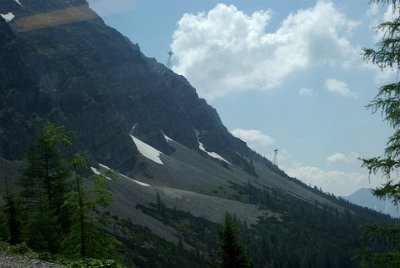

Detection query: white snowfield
xmin=90 ymin=167 xmax=112 ymax=181
xmin=1 ymin=12 xmax=15 ymax=22
xmin=199 ymin=142 xmax=231 ymax=165
xmin=130 ymin=135 xmax=164 ymax=165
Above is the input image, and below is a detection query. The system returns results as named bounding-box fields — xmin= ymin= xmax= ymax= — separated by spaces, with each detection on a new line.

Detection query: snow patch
xmin=96 ymin=163 xmax=150 ymax=186
xmin=90 ymin=167 xmax=101 ymax=175
xmin=99 ymin=163 xmax=111 ymax=170
xmin=129 ymin=123 xmax=137 ymax=134
xmin=199 ymin=142 xmax=231 ymax=165
xmin=130 ymin=135 xmax=163 ymax=165
xmin=1 ymin=12 xmax=15 ymax=22
xmin=90 ymin=167 xmax=112 ymax=181
xmin=14 ymin=0 xmax=23 ymax=7
xmin=164 ymin=134 xmax=174 ymax=142
xmin=119 ymin=173 xmax=151 ymax=187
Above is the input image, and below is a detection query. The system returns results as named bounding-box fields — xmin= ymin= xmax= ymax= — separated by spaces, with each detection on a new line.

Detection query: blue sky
xmin=87 ymin=0 xmax=395 ymax=196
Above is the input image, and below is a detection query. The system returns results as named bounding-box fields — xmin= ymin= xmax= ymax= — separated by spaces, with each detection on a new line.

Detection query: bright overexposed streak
xmin=14 ymin=5 xmax=98 ymax=32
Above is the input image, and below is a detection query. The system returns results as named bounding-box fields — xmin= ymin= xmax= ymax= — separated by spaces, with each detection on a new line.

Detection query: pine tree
xmin=360 ymin=0 xmax=400 ymax=266
xmin=19 ymin=122 xmax=72 ymax=252
xmin=61 ymin=153 xmax=121 ymax=259
xmin=2 ymin=176 xmax=21 ymax=245
xmin=211 ymin=213 xmax=254 ymax=268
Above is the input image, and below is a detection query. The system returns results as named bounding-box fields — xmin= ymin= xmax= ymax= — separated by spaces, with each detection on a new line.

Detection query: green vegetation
xmin=230 ymin=181 xmax=393 ymax=267
xmin=19 ymin=122 xmax=72 ymax=253
xmin=0 ymin=124 xmax=397 ymax=268
xmin=210 ymin=213 xmax=254 ymax=268
xmin=112 ymin=216 xmax=203 ymax=268
xmin=62 ymin=153 xmax=121 ymax=259
xmin=0 ymin=122 xmax=123 ymax=267
xmin=2 ymin=175 xmax=21 ymax=245
xmin=359 ymin=0 xmax=400 ymax=267
xmin=133 ymin=184 xmax=394 ymax=268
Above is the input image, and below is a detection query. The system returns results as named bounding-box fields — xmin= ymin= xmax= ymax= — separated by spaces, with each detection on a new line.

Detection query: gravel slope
xmin=0 ymin=254 xmax=67 ymax=268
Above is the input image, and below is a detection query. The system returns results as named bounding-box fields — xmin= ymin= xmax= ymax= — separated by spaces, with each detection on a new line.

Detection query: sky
xmin=87 ymin=0 xmax=397 ymax=196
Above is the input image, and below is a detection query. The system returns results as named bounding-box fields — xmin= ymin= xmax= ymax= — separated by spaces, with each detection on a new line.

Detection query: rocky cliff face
xmin=0 ymin=0 xmax=273 ymax=173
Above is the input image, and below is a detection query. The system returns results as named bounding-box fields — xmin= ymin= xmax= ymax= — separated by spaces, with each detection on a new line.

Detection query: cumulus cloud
xmin=363 ymin=3 xmax=398 ymax=83
xmin=327 ymin=152 xmax=359 ymax=164
xmin=325 ymin=78 xmax=357 ymax=97
xmin=231 ymin=129 xmax=275 ymax=148
xmin=285 ymin=165 xmax=379 ymax=196
xmin=89 ymin=0 xmax=136 ymax=17
xmin=383 ymin=4 xmax=396 ymax=22
xmin=171 ymin=1 xmax=359 ymax=99
xmin=366 ymin=2 xmax=380 ymax=18
xmin=298 ymin=88 xmax=315 ymax=96
xmin=368 ymin=3 xmax=396 ymax=42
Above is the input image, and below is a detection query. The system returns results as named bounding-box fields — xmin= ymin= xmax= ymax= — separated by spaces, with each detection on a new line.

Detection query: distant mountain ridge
xmin=342 ymin=188 xmax=400 ymax=218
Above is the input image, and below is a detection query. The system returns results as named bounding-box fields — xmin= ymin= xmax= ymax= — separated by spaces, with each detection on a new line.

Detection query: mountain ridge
xmin=0 ymin=0 xmax=396 ymax=266
xmin=343 ymin=188 xmax=400 ymax=218
xmin=0 ymin=0 xmax=274 ymax=177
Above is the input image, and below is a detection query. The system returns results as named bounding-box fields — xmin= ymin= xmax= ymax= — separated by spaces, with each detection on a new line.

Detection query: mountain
xmin=0 ymin=0 xmax=396 ymax=267
xmin=342 ymin=188 xmax=400 ymax=218
xmin=0 ymin=0 xmax=279 ymax=176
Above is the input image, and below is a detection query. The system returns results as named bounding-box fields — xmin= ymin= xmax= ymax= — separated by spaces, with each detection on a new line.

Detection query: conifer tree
xmin=61 ymin=153 xmax=121 ymax=259
xmin=211 ymin=213 xmax=254 ymax=268
xmin=19 ymin=122 xmax=72 ymax=252
xmin=361 ymin=0 xmax=400 ymax=266
xmin=2 ymin=176 xmax=21 ymax=245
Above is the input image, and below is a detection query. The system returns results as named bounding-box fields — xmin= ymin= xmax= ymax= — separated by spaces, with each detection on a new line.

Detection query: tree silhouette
xmin=211 ymin=213 xmax=254 ymax=268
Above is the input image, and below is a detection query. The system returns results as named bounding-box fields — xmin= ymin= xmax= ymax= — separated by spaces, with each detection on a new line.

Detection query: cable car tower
xmin=273 ymin=149 xmax=278 ymax=166
xmin=166 ymin=51 xmax=174 ymax=68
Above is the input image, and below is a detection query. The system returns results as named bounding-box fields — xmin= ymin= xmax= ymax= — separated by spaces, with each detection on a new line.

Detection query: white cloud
xmin=325 ymin=78 xmax=357 ymax=97
xmin=368 ymin=4 xmax=396 ymax=42
xmin=88 ymin=0 xmax=136 ymax=17
xmin=327 ymin=152 xmax=359 ymax=164
xmin=298 ymin=88 xmax=315 ymax=96
xmin=231 ymin=129 xmax=275 ymax=148
xmin=366 ymin=2 xmax=380 ymax=18
xmin=285 ymin=165 xmax=380 ymax=196
xmin=362 ymin=61 xmax=397 ymax=84
xmin=383 ymin=4 xmax=396 ymax=22
xmin=171 ymin=2 xmax=359 ymax=99
xmin=363 ymin=3 xmax=399 ymax=83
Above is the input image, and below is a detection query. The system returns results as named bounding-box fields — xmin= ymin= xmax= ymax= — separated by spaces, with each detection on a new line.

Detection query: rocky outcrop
xmin=0 ymin=254 xmax=67 ymax=268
